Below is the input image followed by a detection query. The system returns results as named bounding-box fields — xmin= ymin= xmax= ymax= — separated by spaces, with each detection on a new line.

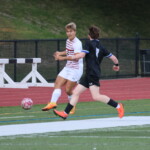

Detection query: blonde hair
xmin=65 ymin=22 xmax=76 ymax=31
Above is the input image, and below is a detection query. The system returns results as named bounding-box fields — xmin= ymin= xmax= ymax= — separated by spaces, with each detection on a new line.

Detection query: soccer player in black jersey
xmin=53 ymin=25 xmax=124 ymax=119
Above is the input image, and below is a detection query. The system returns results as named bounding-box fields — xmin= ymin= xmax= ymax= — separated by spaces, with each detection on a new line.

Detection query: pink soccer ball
xmin=21 ymin=98 xmax=33 ymax=110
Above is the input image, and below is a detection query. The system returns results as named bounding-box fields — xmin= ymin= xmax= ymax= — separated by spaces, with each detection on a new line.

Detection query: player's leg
xmin=65 ymin=81 xmax=76 ymax=95
xmin=65 ymin=79 xmax=76 ymax=101
xmin=65 ymin=80 xmax=77 ymax=114
xmin=42 ymin=75 xmax=67 ymax=111
xmin=53 ymin=84 xmax=87 ymax=119
xmin=89 ymin=85 xmax=110 ymax=103
xmin=69 ymin=84 xmax=86 ymax=106
xmin=64 ymin=67 xmax=83 ymax=114
xmin=89 ymin=85 xmax=124 ymax=118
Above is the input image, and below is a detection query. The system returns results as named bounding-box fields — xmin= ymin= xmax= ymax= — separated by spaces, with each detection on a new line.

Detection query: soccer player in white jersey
xmin=53 ymin=25 xmax=124 ymax=119
xmin=42 ymin=22 xmax=83 ymax=114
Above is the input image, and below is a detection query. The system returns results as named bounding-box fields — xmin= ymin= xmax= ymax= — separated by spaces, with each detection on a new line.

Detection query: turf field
xmin=0 ymin=99 xmax=150 ymax=150
xmin=0 ymin=99 xmax=150 ymax=125
xmin=0 ymin=124 xmax=150 ymax=150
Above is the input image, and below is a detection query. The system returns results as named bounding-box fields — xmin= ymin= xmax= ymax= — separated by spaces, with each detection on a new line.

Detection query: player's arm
xmin=53 ymin=51 xmax=67 ymax=58
xmin=54 ymin=52 xmax=86 ymax=61
xmin=101 ymin=45 xmax=119 ymax=71
xmin=109 ymin=55 xmax=120 ymax=71
xmin=68 ymin=52 xmax=86 ymax=60
xmin=54 ymin=49 xmax=89 ymax=61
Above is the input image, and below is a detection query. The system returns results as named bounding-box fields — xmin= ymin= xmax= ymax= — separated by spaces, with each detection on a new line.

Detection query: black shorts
xmin=79 ymin=75 xmax=100 ymax=88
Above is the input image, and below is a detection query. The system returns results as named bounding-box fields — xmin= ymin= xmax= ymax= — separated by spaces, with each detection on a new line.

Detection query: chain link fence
xmin=0 ymin=37 xmax=150 ymax=82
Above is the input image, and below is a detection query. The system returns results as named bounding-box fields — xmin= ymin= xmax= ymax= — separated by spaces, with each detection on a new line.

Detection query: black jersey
xmin=84 ymin=39 xmax=112 ymax=78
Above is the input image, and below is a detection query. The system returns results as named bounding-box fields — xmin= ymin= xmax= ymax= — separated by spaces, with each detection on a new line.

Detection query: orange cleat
xmin=53 ymin=109 xmax=68 ymax=120
xmin=70 ymin=106 xmax=76 ymax=115
xmin=117 ymin=103 xmax=124 ymax=118
xmin=42 ymin=102 xmax=57 ymax=111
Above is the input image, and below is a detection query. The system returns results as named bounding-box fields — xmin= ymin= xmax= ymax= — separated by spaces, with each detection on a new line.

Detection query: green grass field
xmin=1 ymin=99 xmax=150 ymax=125
xmin=1 ymin=125 xmax=150 ymax=150
xmin=0 ymin=99 xmax=150 ymax=150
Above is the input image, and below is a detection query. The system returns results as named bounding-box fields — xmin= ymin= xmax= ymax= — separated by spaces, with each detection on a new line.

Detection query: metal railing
xmin=0 ymin=37 xmax=150 ymax=82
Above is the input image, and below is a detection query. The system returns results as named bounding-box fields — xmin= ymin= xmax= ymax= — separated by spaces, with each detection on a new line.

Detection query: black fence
xmin=0 ymin=37 xmax=150 ymax=82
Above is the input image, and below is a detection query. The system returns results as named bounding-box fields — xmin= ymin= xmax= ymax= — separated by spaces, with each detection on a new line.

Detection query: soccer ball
xmin=21 ymin=98 xmax=33 ymax=110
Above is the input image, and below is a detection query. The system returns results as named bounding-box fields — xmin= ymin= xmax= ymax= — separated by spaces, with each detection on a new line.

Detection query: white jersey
xmin=58 ymin=37 xmax=83 ymax=82
xmin=65 ymin=37 xmax=83 ymax=70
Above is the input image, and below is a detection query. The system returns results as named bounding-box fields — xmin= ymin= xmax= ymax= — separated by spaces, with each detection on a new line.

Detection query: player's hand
xmin=53 ymin=51 xmax=59 ymax=57
xmin=54 ymin=55 xmax=65 ymax=61
xmin=54 ymin=54 xmax=59 ymax=60
xmin=53 ymin=51 xmax=60 ymax=60
xmin=113 ymin=65 xmax=120 ymax=71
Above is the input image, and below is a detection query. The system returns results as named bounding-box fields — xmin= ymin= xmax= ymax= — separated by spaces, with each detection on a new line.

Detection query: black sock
xmin=64 ymin=103 xmax=74 ymax=114
xmin=107 ymin=99 xmax=118 ymax=108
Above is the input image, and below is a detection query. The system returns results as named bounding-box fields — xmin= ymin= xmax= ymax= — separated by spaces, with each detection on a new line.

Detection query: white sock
xmin=50 ymin=89 xmax=61 ymax=103
xmin=68 ymin=95 xmax=72 ymax=101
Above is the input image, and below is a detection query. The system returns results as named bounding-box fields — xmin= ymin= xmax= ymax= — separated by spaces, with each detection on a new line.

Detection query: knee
xmin=92 ymin=95 xmax=100 ymax=101
xmin=65 ymin=88 xmax=72 ymax=95
xmin=92 ymin=96 xmax=98 ymax=101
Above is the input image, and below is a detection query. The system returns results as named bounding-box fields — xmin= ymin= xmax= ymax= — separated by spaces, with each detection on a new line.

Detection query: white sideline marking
xmin=0 ymin=116 xmax=34 ymax=119
xmin=0 ymin=116 xmax=150 ymax=136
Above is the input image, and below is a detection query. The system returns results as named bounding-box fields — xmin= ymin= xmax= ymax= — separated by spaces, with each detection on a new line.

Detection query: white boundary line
xmin=0 ymin=116 xmax=34 ymax=119
xmin=0 ymin=116 xmax=150 ymax=136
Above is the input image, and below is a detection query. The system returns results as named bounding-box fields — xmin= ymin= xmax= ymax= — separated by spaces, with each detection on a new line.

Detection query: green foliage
xmin=0 ymin=0 xmax=150 ymax=40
